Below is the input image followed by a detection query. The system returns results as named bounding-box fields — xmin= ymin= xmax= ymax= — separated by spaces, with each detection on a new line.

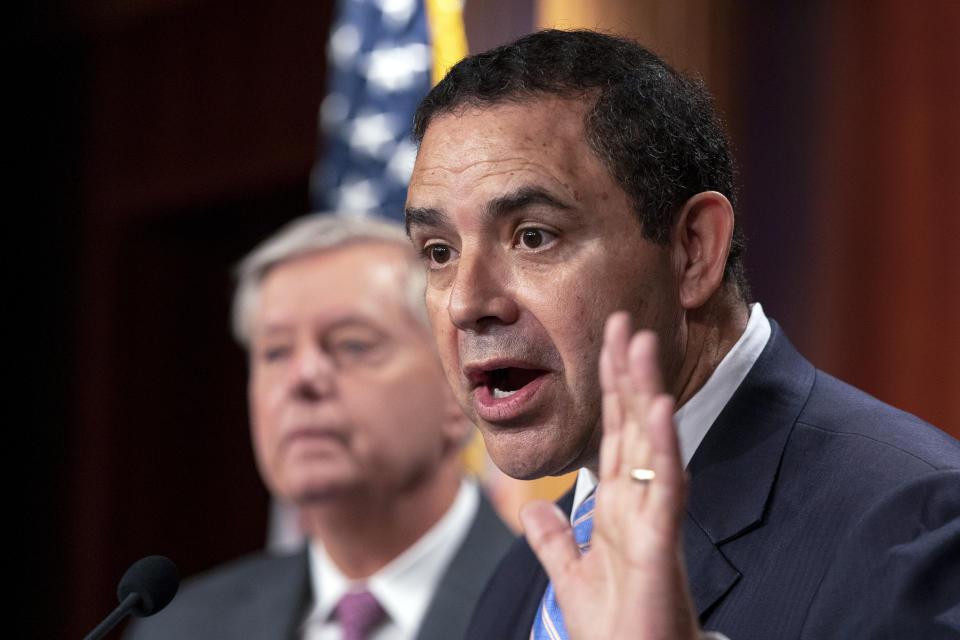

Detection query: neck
xmin=301 ymin=460 xmax=462 ymax=579
xmin=670 ymin=289 xmax=750 ymax=408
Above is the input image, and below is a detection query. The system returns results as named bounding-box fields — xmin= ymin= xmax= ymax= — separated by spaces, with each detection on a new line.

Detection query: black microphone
xmin=84 ymin=555 xmax=179 ymax=640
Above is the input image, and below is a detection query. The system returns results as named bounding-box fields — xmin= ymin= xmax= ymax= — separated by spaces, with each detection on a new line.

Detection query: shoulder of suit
xmin=121 ymin=548 xmax=308 ymax=640
xmin=176 ymin=548 xmax=306 ymax=596
xmin=794 ymin=368 xmax=960 ymax=472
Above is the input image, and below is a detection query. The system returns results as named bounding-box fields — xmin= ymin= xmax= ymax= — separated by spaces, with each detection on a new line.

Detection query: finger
xmin=644 ymin=394 xmax=688 ymax=536
xmin=627 ymin=330 xmax=663 ymax=396
xmin=600 ymin=313 xmax=630 ymax=481
xmin=600 ymin=312 xmax=631 ymax=407
xmin=598 ymin=419 xmax=622 ymax=482
xmin=521 ymin=500 xmax=581 ymax=584
xmin=600 ymin=337 xmax=624 ymax=437
xmin=618 ymin=331 xmax=659 ymax=474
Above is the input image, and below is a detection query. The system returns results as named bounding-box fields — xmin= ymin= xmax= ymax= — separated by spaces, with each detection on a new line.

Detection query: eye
xmin=423 ymin=243 xmax=457 ymax=267
xmin=334 ymin=340 xmax=372 ymax=355
xmin=515 ymin=227 xmax=557 ymax=249
xmin=261 ymin=345 xmax=291 ymax=362
xmin=430 ymin=245 xmax=451 ymax=263
xmin=325 ymin=328 xmax=388 ymax=368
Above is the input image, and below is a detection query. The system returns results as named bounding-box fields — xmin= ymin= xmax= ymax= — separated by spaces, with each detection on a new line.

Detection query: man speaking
xmin=404 ymin=29 xmax=960 ymax=639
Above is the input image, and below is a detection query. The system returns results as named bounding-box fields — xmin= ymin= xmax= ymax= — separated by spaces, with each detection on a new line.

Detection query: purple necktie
xmin=336 ymin=589 xmax=386 ymax=640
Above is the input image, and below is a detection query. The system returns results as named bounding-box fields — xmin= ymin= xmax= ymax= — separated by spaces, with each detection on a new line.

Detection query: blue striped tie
xmin=531 ymin=490 xmax=596 ymax=640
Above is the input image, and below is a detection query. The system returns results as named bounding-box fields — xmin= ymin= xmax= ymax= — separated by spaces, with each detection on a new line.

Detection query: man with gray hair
xmin=126 ymin=213 xmax=513 ymax=640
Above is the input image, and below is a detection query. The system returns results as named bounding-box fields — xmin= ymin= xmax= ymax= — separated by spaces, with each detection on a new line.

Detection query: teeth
xmin=492 ymin=387 xmax=519 ymax=399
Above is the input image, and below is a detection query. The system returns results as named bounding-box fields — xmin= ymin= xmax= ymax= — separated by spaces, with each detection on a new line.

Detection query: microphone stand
xmin=83 ymin=592 xmax=141 ymax=640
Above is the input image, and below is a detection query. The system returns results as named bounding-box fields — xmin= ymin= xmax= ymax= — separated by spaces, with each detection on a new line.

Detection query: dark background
xmin=16 ymin=1 xmax=958 ymax=637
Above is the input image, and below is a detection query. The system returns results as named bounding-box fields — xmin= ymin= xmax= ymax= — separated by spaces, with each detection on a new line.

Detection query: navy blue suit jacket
xmin=467 ymin=321 xmax=960 ymax=639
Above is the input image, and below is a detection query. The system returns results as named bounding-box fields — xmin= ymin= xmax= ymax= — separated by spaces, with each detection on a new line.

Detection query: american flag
xmin=312 ymin=0 xmax=448 ymax=222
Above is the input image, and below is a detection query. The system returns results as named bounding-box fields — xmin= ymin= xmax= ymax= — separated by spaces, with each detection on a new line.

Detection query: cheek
xmin=253 ymin=371 xmax=292 ymax=415
xmin=341 ymin=378 xmax=444 ymax=468
xmin=426 ymin=292 xmax=461 ymax=373
xmin=249 ymin=381 xmax=269 ymax=425
xmin=425 ymin=287 xmax=451 ymax=333
xmin=520 ymin=264 xmax=606 ymax=360
xmin=249 ymin=378 xmax=282 ymax=453
xmin=247 ymin=406 xmax=278 ymax=490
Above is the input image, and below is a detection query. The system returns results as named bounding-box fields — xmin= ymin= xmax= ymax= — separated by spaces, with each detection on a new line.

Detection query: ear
xmin=671 ymin=191 xmax=735 ymax=310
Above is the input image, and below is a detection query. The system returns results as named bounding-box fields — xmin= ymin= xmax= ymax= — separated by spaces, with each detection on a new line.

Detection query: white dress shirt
xmin=301 ymin=478 xmax=480 ymax=640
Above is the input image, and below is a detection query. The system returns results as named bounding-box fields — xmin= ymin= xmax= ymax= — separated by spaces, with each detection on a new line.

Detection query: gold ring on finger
xmin=629 ymin=467 xmax=656 ymax=483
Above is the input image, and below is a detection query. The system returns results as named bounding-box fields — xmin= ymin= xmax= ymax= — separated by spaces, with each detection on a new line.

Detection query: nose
xmin=289 ymin=343 xmax=336 ymax=400
xmin=447 ymin=248 xmax=519 ymax=332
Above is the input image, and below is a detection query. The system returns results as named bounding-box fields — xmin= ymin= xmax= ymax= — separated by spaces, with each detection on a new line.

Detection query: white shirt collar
xmin=572 ymin=303 xmax=771 ymax=519
xmin=302 ymin=478 xmax=480 ymax=639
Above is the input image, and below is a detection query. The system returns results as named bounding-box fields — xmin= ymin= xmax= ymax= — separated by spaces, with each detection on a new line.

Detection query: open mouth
xmin=466 ymin=361 xmax=553 ymax=422
xmin=483 ymin=367 xmax=546 ymax=399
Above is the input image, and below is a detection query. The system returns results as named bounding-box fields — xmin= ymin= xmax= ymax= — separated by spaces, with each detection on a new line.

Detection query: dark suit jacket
xmin=126 ymin=491 xmax=514 ymax=640
xmin=467 ymin=321 xmax=960 ymax=639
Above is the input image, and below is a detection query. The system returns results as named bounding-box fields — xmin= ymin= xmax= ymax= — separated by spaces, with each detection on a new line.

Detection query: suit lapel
xmin=416 ymin=492 xmax=514 ymax=640
xmin=230 ymin=549 xmax=311 ymax=639
xmin=683 ymin=321 xmax=815 ymax=618
xmin=465 ymin=489 xmax=574 ymax=640
xmin=464 ymin=537 xmax=546 ymax=640
xmin=683 ymin=513 xmax=740 ymax=618
xmin=507 ymin=489 xmax=575 ymax=640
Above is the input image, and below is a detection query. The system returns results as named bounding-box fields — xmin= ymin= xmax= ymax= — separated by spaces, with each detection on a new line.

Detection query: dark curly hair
xmin=413 ymin=29 xmax=748 ymax=299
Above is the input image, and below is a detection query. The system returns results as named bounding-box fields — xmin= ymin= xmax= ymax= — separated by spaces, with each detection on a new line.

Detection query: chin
xmin=283 ymin=473 xmax=357 ymax=505
xmin=486 ymin=438 xmax=577 ymax=480
xmin=483 ymin=419 xmax=596 ymax=480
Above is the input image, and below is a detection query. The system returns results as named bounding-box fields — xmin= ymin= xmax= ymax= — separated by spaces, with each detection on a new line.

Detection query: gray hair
xmin=231 ymin=212 xmax=428 ymax=346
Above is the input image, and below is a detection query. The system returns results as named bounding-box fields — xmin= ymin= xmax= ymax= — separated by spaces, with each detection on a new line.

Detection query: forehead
xmin=407 ymin=97 xmax=624 ymax=222
xmin=254 ymin=242 xmax=416 ymax=330
xmin=418 ymin=97 xmax=590 ymax=167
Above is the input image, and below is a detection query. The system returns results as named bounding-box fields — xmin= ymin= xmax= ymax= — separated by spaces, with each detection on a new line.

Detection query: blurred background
xmin=17 ymin=0 xmax=959 ymax=637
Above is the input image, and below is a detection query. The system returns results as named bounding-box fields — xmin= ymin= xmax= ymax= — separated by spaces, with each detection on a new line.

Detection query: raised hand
xmin=520 ymin=312 xmax=700 ymax=640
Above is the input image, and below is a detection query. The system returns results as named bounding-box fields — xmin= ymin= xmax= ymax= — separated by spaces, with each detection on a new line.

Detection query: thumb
xmin=521 ymin=500 xmax=580 ymax=584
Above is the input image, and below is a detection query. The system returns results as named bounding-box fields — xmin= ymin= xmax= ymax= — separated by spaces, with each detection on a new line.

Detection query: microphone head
xmin=117 ymin=555 xmax=180 ymax=617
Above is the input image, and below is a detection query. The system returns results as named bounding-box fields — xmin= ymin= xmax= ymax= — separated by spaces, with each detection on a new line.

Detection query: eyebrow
xmin=254 ymin=315 xmax=383 ymax=338
xmin=324 ymin=317 xmax=385 ymax=334
xmin=405 ymin=186 xmax=572 ymax=236
xmin=404 ymin=206 xmax=447 ymax=236
xmin=488 ymin=186 xmax=572 ymax=218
